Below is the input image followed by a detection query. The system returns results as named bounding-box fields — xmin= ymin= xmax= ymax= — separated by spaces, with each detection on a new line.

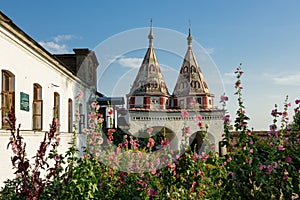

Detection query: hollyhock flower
xmin=227 ymin=156 xmax=232 ymax=162
xmin=2 ymin=117 xmax=9 ymax=123
xmin=198 ymin=121 xmax=203 ymax=127
xmin=91 ymin=101 xmax=97 ymax=108
xmin=147 ymin=138 xmax=155 ymax=148
xmin=269 ymin=124 xmax=277 ymax=131
xmin=161 ymin=138 xmax=170 ymax=146
xmin=286 ymin=157 xmax=292 ymax=163
xmin=147 ymin=127 xmax=153 ymax=134
xmin=250 ymin=149 xmax=253 ymax=154
xmin=223 ymin=115 xmax=230 ymax=123
xmin=186 ymin=127 xmax=191 ymax=134
xmin=220 ymin=95 xmax=228 ymax=103
xmin=273 ymin=162 xmax=278 ymax=168
xmin=295 ymin=99 xmax=300 ymax=104
xmin=194 ymin=114 xmax=202 ymax=121
xmin=228 ymin=171 xmax=234 ymax=176
xmin=267 ymin=165 xmax=273 ymax=174
xmin=189 ymin=98 xmax=196 ymax=107
xmin=277 ymin=145 xmax=285 ymax=151
xmin=235 ymin=80 xmax=241 ymax=89
xmin=249 ymin=140 xmax=254 ymax=145
xmin=283 ymin=171 xmax=289 ymax=181
xmin=285 ymin=137 xmax=289 ymax=143
xmin=108 ymin=108 xmax=114 ymax=116
xmin=180 ymin=109 xmax=189 ymax=119
xmin=269 ymin=142 xmax=273 ymax=147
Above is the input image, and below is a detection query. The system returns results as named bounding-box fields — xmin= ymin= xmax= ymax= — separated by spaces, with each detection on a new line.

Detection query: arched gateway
xmin=123 ymin=22 xmax=224 ymax=154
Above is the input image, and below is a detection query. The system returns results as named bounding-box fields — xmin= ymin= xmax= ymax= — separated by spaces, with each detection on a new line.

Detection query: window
xmin=1 ymin=70 xmax=15 ymax=129
xmin=33 ymin=83 xmax=43 ymax=130
xmin=68 ymin=98 xmax=73 ymax=133
xmin=184 ymin=66 xmax=188 ymax=73
xmin=197 ymin=98 xmax=202 ymax=104
xmin=150 ymin=64 xmax=155 ymax=72
xmin=53 ymin=92 xmax=60 ymax=122
xmin=191 ymin=65 xmax=196 ymax=73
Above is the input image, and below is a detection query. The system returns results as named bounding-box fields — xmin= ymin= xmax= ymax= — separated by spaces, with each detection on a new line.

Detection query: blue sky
xmin=1 ymin=0 xmax=300 ymax=130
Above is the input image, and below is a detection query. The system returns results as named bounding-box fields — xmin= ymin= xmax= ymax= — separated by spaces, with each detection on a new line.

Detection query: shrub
xmin=1 ymin=65 xmax=299 ymax=199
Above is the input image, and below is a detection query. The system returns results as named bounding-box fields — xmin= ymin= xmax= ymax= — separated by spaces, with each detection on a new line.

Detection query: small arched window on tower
xmin=179 ymin=82 xmax=184 ymax=89
xmin=184 ymin=66 xmax=188 ymax=73
xmin=150 ymin=64 xmax=155 ymax=72
xmin=191 ymin=65 xmax=196 ymax=73
xmin=195 ymin=81 xmax=200 ymax=89
xmin=190 ymin=81 xmax=195 ymax=88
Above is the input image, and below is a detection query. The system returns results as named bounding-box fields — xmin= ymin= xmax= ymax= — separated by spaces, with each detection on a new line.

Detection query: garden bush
xmin=0 ymin=65 xmax=299 ymax=199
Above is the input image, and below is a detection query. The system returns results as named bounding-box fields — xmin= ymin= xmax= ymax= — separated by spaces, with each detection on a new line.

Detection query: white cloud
xmin=39 ymin=41 xmax=68 ymax=54
xmin=272 ymin=73 xmax=300 ymax=86
xmin=53 ymin=34 xmax=75 ymax=43
xmin=117 ymin=57 xmax=143 ymax=68
xmin=39 ymin=34 xmax=77 ymax=54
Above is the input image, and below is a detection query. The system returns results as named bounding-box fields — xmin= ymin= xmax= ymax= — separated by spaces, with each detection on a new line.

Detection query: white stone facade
xmin=0 ymin=11 xmax=94 ymax=187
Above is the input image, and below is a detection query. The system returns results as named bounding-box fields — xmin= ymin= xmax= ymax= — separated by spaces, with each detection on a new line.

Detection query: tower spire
xmin=187 ymin=19 xmax=192 ymax=48
xmin=148 ymin=18 xmax=154 ymax=48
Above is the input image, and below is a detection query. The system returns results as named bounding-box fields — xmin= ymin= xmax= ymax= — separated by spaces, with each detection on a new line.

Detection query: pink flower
xmin=250 ymin=149 xmax=253 ymax=154
xmin=259 ymin=164 xmax=266 ymax=171
xmin=147 ymin=127 xmax=153 ymax=134
xmin=220 ymin=95 xmax=228 ymax=103
xmin=249 ymin=140 xmax=254 ymax=145
xmin=189 ymin=98 xmax=196 ymax=107
xmin=108 ymin=108 xmax=114 ymax=116
xmin=269 ymin=142 xmax=273 ymax=147
xmin=286 ymin=157 xmax=292 ymax=163
xmin=277 ymin=145 xmax=285 ymax=151
xmin=186 ymin=127 xmax=190 ymax=134
xmin=180 ymin=110 xmax=189 ymax=119
xmin=91 ymin=101 xmax=97 ymax=108
xmin=223 ymin=115 xmax=230 ymax=123
xmin=161 ymin=138 xmax=170 ymax=146
xmin=227 ymin=156 xmax=232 ymax=162
xmin=147 ymin=138 xmax=155 ymax=148
xmin=2 ymin=117 xmax=9 ymax=123
xmin=283 ymin=171 xmax=289 ymax=181
xmin=267 ymin=165 xmax=273 ymax=174
xmin=198 ymin=121 xmax=203 ymax=127
xmin=194 ymin=114 xmax=202 ymax=121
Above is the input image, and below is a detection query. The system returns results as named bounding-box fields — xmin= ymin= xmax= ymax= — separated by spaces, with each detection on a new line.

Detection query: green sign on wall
xmin=20 ymin=92 xmax=29 ymax=111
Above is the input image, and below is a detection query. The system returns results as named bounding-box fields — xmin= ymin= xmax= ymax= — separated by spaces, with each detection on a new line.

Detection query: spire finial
xmin=148 ymin=18 xmax=154 ymax=47
xmin=187 ymin=19 xmax=192 ymax=47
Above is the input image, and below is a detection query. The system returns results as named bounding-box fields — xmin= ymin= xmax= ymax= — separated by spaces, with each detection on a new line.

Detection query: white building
xmin=0 ymin=11 xmax=98 ymax=186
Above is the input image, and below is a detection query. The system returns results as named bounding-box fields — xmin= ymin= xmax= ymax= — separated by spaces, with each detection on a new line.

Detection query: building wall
xmin=0 ymin=25 xmax=91 ymax=133
xmin=0 ymin=14 xmax=92 ymax=187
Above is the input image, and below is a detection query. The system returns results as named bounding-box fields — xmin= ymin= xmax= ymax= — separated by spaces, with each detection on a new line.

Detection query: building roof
xmin=128 ymin=21 xmax=169 ymax=97
xmin=173 ymin=28 xmax=212 ymax=97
